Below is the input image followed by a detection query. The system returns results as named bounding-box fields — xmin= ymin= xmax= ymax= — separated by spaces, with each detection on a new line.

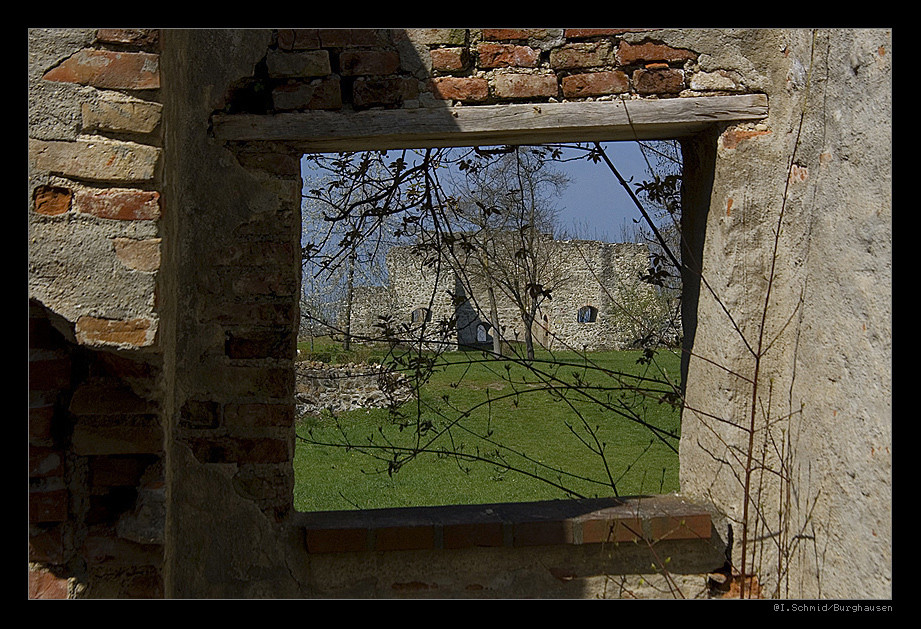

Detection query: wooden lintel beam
xmin=212 ymin=94 xmax=768 ymax=151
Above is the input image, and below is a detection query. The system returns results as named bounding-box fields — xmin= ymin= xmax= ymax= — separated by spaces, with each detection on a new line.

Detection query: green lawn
xmin=293 ymin=342 xmax=683 ymax=512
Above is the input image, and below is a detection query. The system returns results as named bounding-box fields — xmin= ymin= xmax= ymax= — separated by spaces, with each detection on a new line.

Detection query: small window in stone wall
xmin=476 ymin=322 xmax=490 ymax=343
xmin=578 ymin=305 xmax=598 ymax=323
xmin=411 ymin=307 xmax=432 ymax=324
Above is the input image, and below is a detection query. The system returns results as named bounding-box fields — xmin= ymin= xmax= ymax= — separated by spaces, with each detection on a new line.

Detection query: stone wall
xmin=241 ymin=28 xmax=744 ymax=112
xmin=349 ymin=238 xmax=672 ymax=351
xmin=295 ymin=361 xmax=413 ymax=414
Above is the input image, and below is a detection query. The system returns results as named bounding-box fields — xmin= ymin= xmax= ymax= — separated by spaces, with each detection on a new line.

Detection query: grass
xmin=293 ymin=338 xmax=683 ymax=512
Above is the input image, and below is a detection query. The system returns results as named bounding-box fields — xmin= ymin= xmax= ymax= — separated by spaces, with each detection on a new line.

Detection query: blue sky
xmin=301 ymin=140 xmax=670 ymax=246
xmin=551 ymin=141 xmax=659 ymax=243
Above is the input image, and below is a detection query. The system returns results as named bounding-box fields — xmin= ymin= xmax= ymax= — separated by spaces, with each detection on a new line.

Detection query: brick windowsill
xmin=293 ymin=494 xmax=712 ymax=554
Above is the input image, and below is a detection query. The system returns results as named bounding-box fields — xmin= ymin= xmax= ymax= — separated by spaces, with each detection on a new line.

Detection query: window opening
xmin=411 ymin=307 xmax=431 ymax=324
xmin=294 ymin=140 xmax=685 ymax=513
xmin=577 ymin=305 xmax=598 ymax=323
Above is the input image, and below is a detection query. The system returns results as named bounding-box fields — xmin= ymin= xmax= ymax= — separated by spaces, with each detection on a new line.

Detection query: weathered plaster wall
xmin=675 ymin=29 xmax=892 ymax=598
xmin=158 ymin=28 xmax=304 ymax=597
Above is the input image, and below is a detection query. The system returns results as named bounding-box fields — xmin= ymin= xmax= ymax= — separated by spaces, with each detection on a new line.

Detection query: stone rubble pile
xmin=295 ymin=361 xmax=414 ymax=415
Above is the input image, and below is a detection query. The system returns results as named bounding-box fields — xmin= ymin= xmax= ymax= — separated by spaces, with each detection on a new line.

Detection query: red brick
xmin=482 ymin=29 xmax=537 ymax=41
xmin=277 ymin=29 xmax=321 ymax=50
xmin=404 ymin=29 xmax=467 ymax=46
xmin=81 ymin=97 xmax=161 ymax=134
xmin=633 ymin=67 xmax=684 ymax=94
xmin=179 ymin=399 xmax=221 ymax=429
xmin=431 ymin=77 xmax=489 ymax=102
xmin=30 ymin=138 xmax=160 ymax=183
xmin=29 ymin=446 xmax=64 ymax=478
xmin=307 ymin=77 xmax=342 ymax=109
xmin=616 ymin=41 xmax=697 ymax=65
xmin=75 ymin=316 xmax=154 ymax=348
xmin=199 ymin=364 xmax=293 ymax=398
xmin=513 ymin=519 xmax=574 ymax=546
xmin=29 ymin=405 xmax=56 ymax=443
xmin=32 ymin=185 xmax=72 ymax=216
xmin=374 ymin=525 xmax=435 ymax=551
xmin=90 ymin=456 xmax=150 ymax=487
xmin=561 ymin=70 xmax=629 ymax=97
xmin=29 ymin=525 xmax=65 ymax=563
xmin=95 ymin=350 xmax=158 ymax=381
xmin=96 ymin=29 xmax=159 ymax=48
xmin=442 ymin=522 xmax=504 ymax=549
xmin=319 ymin=29 xmax=386 ymax=47
xmin=494 ymin=74 xmax=558 ymax=99
xmin=30 ymin=488 xmax=69 ymax=523
xmin=267 ymin=49 xmax=331 ymax=78
xmin=477 ymin=43 xmax=539 ymax=68
xmin=73 ymin=188 xmax=160 ymax=221
xmin=29 ymin=356 xmax=72 ymax=391
xmin=28 ymin=569 xmax=69 ymax=599
xmin=647 ymin=513 xmax=711 ymax=541
xmin=224 ymin=403 xmax=294 ymax=427
xmin=305 ymin=527 xmax=369 ymax=553
xmin=352 ymin=77 xmax=419 ymax=109
xmin=430 ymin=47 xmax=468 ymax=72
xmin=72 ymin=424 xmax=163 ymax=455
xmin=69 ymin=379 xmax=156 ymax=415
xmin=86 ymin=489 xmax=136 ymax=525
xmin=113 ymin=237 xmax=161 ymax=272
xmin=581 ymin=517 xmax=643 ymax=543
xmin=720 ymin=127 xmax=772 ymax=149
xmin=564 ymin=28 xmax=640 ymax=38
xmin=186 ymin=436 xmax=290 ymax=464
xmin=549 ymin=42 xmax=615 ymax=70
xmin=272 ymin=77 xmax=342 ymax=111
xmin=339 ymin=50 xmax=400 ymax=76
xmin=43 ymin=49 xmax=159 ymax=90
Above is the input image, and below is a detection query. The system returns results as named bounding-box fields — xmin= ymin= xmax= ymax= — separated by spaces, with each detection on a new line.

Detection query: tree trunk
xmin=488 ymin=285 xmax=502 ymax=357
xmin=343 ymin=249 xmax=355 ymax=351
xmin=523 ymin=308 xmax=536 ymax=361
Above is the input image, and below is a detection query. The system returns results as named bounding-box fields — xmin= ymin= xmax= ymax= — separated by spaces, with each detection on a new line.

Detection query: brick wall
xmin=28 ymin=28 xmax=165 ymax=598
xmin=173 ymin=138 xmax=302 ymax=523
xmin=221 ymin=28 xmax=742 ymax=116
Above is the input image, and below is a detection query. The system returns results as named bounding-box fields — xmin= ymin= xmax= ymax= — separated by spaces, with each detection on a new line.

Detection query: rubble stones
xmin=295 ymin=361 xmax=414 ymax=415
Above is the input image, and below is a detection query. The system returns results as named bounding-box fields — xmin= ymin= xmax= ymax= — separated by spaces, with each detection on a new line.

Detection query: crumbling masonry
xmin=349 ymin=239 xmax=676 ymax=351
xmin=29 ymin=28 xmax=890 ymax=599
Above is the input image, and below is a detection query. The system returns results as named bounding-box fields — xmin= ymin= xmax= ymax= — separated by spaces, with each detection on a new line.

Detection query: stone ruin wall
xmin=28 ymin=27 xmax=891 ymax=600
xmin=349 ymin=239 xmax=663 ymax=351
xmin=294 ymin=361 xmax=413 ymax=415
